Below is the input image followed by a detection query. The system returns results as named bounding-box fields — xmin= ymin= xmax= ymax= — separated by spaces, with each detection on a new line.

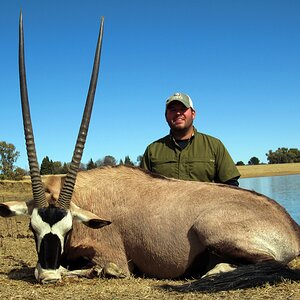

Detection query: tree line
xmin=236 ymin=148 xmax=300 ymax=166
xmin=0 ymin=141 xmax=142 ymax=179
xmin=266 ymin=148 xmax=300 ymax=164
xmin=39 ymin=155 xmax=142 ymax=175
xmin=1 ymin=141 xmax=300 ymax=180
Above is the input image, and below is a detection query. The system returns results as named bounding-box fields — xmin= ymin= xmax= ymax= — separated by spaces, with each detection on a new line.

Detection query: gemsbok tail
xmin=161 ymin=262 xmax=300 ymax=292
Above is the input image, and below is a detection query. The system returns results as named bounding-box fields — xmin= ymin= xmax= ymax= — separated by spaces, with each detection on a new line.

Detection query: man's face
xmin=165 ymin=101 xmax=195 ymax=132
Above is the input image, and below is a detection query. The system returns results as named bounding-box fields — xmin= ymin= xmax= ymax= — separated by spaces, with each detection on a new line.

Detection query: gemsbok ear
xmin=0 ymin=200 xmax=34 ymax=217
xmin=70 ymin=202 xmax=111 ymax=229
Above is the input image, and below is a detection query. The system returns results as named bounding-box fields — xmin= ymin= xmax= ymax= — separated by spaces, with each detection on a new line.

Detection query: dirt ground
xmin=0 ymin=192 xmax=300 ymax=299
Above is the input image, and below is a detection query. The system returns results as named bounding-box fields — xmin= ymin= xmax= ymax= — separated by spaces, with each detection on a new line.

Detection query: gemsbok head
xmin=1 ymin=13 xmax=111 ymax=283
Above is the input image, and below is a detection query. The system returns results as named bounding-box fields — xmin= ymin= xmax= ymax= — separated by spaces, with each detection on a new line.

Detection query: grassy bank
xmin=237 ymin=162 xmax=300 ymax=178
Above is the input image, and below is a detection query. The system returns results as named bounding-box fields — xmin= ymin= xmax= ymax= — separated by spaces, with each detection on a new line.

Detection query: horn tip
xmin=19 ymin=10 xmax=23 ymax=28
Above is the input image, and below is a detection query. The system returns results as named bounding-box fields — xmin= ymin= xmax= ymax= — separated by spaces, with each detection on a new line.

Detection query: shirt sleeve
xmin=215 ymin=142 xmax=240 ymax=183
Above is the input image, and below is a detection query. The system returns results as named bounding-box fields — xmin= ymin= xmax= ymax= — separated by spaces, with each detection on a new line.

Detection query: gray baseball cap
xmin=166 ymin=92 xmax=194 ymax=110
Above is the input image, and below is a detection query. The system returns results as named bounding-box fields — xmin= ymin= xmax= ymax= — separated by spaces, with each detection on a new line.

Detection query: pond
xmin=239 ymin=174 xmax=300 ymax=224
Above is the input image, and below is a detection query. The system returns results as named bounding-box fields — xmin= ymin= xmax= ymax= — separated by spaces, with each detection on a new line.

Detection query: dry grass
xmin=0 ymin=192 xmax=300 ymax=299
xmin=238 ymin=162 xmax=300 ymax=178
xmin=0 ymin=223 xmax=299 ymax=300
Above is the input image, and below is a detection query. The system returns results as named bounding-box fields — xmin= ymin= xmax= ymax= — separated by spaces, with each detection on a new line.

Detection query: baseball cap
xmin=166 ymin=92 xmax=194 ymax=110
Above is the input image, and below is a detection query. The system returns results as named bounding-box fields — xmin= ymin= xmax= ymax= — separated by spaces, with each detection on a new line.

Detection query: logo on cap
xmin=166 ymin=92 xmax=194 ymax=110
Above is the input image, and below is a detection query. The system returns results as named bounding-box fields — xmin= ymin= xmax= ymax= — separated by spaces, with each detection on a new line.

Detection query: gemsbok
xmin=0 ymin=14 xmax=299 ymax=292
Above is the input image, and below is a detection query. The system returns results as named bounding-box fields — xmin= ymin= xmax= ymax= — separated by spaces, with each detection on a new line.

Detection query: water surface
xmin=239 ymin=174 xmax=300 ymax=224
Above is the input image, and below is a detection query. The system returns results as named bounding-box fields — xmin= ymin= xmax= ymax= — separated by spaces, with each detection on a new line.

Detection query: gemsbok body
xmin=0 ymin=14 xmax=299 ymax=291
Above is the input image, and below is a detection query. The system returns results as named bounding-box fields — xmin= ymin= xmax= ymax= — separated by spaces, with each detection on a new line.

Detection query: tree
xmin=13 ymin=167 xmax=27 ymax=180
xmin=124 ymin=155 xmax=134 ymax=166
xmin=87 ymin=158 xmax=97 ymax=170
xmin=248 ymin=157 xmax=260 ymax=165
xmin=40 ymin=156 xmax=53 ymax=175
xmin=236 ymin=161 xmax=245 ymax=166
xmin=266 ymin=148 xmax=300 ymax=164
xmin=97 ymin=155 xmax=117 ymax=167
xmin=0 ymin=141 xmax=20 ymax=179
xmin=60 ymin=163 xmax=69 ymax=174
xmin=52 ymin=161 xmax=62 ymax=174
xmin=288 ymin=148 xmax=300 ymax=162
xmin=103 ymin=155 xmax=117 ymax=166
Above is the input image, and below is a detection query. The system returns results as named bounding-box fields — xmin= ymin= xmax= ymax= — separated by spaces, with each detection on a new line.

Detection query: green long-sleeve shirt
xmin=141 ymin=128 xmax=240 ymax=183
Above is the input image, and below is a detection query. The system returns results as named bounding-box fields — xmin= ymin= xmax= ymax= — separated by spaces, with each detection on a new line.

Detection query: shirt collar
xmin=169 ymin=127 xmax=196 ymax=140
xmin=169 ymin=127 xmax=196 ymax=147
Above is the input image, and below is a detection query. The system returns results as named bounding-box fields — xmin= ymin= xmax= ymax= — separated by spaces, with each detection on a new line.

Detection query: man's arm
xmin=224 ymin=177 xmax=239 ymax=187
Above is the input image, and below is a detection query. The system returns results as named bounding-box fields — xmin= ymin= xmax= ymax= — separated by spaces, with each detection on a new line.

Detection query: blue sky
xmin=1 ymin=0 xmax=299 ymax=170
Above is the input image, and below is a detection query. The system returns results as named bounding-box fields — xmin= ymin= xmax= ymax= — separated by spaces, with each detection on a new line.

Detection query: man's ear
xmin=191 ymin=109 xmax=196 ymax=120
xmin=70 ymin=202 xmax=111 ymax=229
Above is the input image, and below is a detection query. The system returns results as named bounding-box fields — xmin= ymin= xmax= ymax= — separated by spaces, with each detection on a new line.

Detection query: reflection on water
xmin=239 ymin=174 xmax=300 ymax=224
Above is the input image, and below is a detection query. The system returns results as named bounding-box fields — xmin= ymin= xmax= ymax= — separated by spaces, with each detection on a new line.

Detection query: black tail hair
xmin=160 ymin=262 xmax=300 ymax=292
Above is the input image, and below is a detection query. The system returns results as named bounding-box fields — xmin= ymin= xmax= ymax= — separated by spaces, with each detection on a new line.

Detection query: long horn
xmin=57 ymin=17 xmax=104 ymax=209
xmin=19 ymin=12 xmax=47 ymax=208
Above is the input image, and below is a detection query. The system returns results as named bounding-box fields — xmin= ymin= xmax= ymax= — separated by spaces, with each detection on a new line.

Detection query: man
xmin=140 ymin=92 xmax=240 ymax=186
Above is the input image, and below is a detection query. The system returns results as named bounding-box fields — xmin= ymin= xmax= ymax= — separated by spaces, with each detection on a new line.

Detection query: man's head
xmin=165 ymin=92 xmax=196 ymax=138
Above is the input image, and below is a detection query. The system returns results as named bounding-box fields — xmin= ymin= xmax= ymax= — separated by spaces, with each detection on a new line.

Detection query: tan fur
xmin=46 ymin=165 xmax=300 ymax=279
